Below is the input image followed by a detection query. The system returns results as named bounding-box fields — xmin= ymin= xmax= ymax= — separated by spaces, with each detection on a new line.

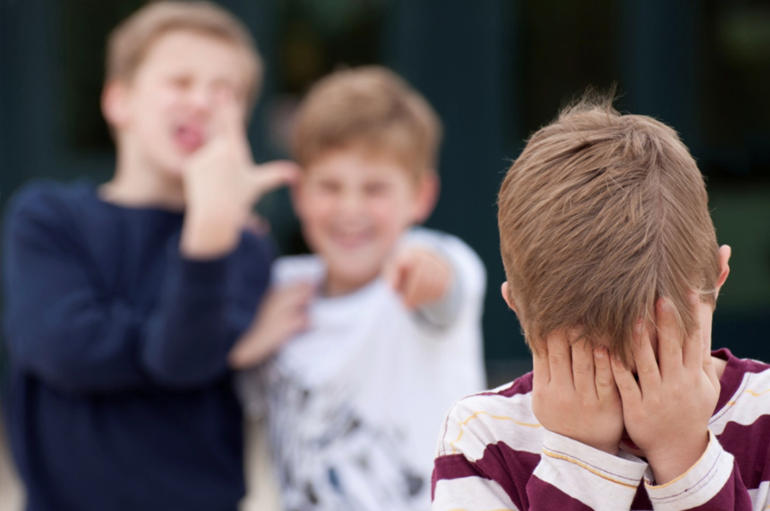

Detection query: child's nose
xmin=187 ymin=85 xmax=216 ymax=113
xmin=337 ymin=191 xmax=365 ymax=216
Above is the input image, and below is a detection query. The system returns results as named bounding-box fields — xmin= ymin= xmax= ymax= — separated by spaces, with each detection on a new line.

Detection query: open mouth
xmin=173 ymin=124 xmax=205 ymax=153
xmin=331 ymin=230 xmax=373 ymax=249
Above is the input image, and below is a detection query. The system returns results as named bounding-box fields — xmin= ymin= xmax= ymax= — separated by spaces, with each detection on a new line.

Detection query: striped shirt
xmin=432 ymin=348 xmax=770 ymax=511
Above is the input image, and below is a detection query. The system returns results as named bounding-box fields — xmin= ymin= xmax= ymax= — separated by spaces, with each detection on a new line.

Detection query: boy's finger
xmin=248 ymin=161 xmax=300 ymax=201
xmin=532 ymin=346 xmax=550 ymax=388
xmin=571 ymin=337 xmax=596 ymax=398
xmin=594 ymin=347 xmax=616 ymax=401
xmin=656 ymin=297 xmax=684 ymax=378
xmin=683 ymin=292 xmax=704 ymax=369
xmin=547 ymin=331 xmax=573 ymax=389
xmin=632 ymin=319 xmax=660 ymax=391
xmin=270 ymin=284 xmax=314 ymax=313
xmin=610 ymin=355 xmax=641 ymax=405
xmin=384 ymin=253 xmax=410 ymax=294
xmin=401 ymin=266 xmax=423 ymax=309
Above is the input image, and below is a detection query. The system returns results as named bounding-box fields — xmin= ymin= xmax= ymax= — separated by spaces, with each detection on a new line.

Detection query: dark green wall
xmin=2 ymin=1 xmax=769 ymax=385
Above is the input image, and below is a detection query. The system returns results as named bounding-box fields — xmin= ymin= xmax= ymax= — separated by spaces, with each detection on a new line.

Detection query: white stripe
xmin=440 ymin=391 xmax=543 ymax=461
xmin=747 ymin=480 xmax=770 ymax=511
xmin=432 ymin=477 xmax=520 ymax=511
xmin=710 ymin=368 xmax=770 ymax=435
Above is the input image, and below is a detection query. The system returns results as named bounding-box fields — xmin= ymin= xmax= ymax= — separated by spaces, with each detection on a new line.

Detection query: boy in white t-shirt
xmin=230 ymin=66 xmax=487 ymax=510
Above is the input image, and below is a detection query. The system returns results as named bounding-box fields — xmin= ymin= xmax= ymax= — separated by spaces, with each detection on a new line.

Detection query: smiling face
xmin=294 ymin=148 xmax=434 ymax=296
xmin=104 ymin=29 xmax=250 ymax=178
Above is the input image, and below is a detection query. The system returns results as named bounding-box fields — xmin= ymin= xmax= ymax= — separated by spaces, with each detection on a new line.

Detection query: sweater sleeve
xmin=2 ymin=186 xmax=266 ymax=393
xmin=139 ymin=244 xmax=238 ymax=387
xmin=644 ymin=432 xmax=753 ymax=511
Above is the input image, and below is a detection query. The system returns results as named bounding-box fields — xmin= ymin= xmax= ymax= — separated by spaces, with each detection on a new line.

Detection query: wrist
xmin=645 ymin=431 xmax=709 ymax=484
xmin=181 ymin=209 xmax=242 ymax=259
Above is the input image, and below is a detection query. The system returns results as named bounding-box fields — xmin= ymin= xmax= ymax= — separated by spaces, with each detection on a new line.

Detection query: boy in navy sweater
xmin=2 ymin=2 xmax=295 ymax=509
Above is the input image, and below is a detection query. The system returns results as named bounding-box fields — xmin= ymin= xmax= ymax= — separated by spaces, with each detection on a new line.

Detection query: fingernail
xmin=594 ymin=347 xmax=605 ymax=359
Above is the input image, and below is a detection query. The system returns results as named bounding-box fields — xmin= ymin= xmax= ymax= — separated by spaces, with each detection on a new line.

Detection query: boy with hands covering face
xmin=432 ymin=97 xmax=769 ymax=510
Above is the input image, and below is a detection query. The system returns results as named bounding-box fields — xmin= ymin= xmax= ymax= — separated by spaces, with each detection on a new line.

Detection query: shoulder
xmin=715 ymin=348 xmax=770 ymax=396
xmin=6 ymin=180 xmax=90 ymax=221
xmin=711 ymin=348 xmax=770 ymax=435
xmin=271 ymin=254 xmax=325 ymax=286
xmin=436 ymin=373 xmax=539 ymax=460
xmin=4 ymin=180 xmax=96 ymax=243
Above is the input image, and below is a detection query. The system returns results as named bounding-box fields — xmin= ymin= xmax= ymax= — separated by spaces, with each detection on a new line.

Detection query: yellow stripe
xmin=713 ymin=387 xmax=769 ymax=411
xmin=744 ymin=388 xmax=770 ymax=397
xmin=542 ymin=449 xmax=638 ymax=489
xmin=450 ymin=411 xmax=540 ymax=453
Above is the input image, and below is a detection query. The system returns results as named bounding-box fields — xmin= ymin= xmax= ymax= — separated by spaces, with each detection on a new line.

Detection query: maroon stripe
xmin=432 ymin=440 xmax=540 ymax=507
xmin=631 ymin=485 xmax=652 ymax=509
xmin=475 ymin=372 xmax=534 ymax=399
xmin=526 ymin=474 xmax=595 ymax=510
xmin=716 ymin=414 xmax=770 ymax=489
xmin=432 ymin=454 xmax=484 ymax=499
xmin=713 ymin=348 xmax=770 ymax=412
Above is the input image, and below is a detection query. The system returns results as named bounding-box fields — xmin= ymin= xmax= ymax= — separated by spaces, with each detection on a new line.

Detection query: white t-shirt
xmin=239 ymin=228 xmax=486 ymax=511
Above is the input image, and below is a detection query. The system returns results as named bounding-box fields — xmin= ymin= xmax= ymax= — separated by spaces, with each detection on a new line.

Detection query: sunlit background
xmin=1 ymin=1 xmax=769 ymax=504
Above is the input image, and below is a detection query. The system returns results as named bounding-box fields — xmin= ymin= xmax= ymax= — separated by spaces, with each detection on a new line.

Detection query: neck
xmin=323 ymin=271 xmax=378 ymax=297
xmin=101 ymin=143 xmax=185 ymax=210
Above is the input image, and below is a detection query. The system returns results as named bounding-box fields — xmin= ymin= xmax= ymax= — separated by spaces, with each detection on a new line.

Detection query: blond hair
xmin=291 ymin=66 xmax=442 ymax=178
xmin=497 ymin=97 xmax=720 ymax=363
xmin=106 ymin=1 xmax=262 ymax=106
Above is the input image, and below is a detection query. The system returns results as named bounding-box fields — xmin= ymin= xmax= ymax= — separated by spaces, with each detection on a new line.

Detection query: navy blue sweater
xmin=2 ymin=181 xmax=272 ymax=510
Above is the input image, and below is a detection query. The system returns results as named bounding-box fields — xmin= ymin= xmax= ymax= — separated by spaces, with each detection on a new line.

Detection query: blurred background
xmin=1 ymin=0 xmax=769 ymax=505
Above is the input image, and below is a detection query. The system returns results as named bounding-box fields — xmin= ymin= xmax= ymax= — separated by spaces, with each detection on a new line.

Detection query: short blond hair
xmin=291 ymin=66 xmax=442 ymax=178
xmin=106 ymin=1 xmax=262 ymax=106
xmin=497 ymin=97 xmax=720 ymax=363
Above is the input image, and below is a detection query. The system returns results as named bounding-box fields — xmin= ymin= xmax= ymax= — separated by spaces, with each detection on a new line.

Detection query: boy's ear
xmin=500 ymin=282 xmax=520 ymax=316
xmin=715 ymin=244 xmax=731 ymax=299
xmin=101 ymin=80 xmax=130 ymax=128
xmin=412 ymin=172 xmax=439 ymax=223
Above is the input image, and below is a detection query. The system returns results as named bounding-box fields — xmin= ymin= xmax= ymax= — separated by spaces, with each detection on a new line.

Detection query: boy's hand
xmin=181 ymin=95 xmax=298 ymax=258
xmin=383 ymin=246 xmax=452 ymax=309
xmin=532 ymin=332 xmax=624 ymax=454
xmin=228 ymin=282 xmax=315 ymax=369
xmin=611 ymin=295 xmax=720 ymax=484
